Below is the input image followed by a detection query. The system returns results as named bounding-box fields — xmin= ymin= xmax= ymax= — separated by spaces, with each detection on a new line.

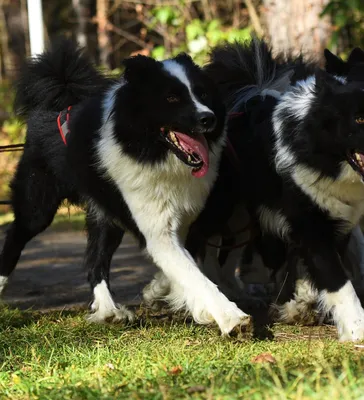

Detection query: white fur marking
xmin=258 ymin=205 xmax=291 ymax=239
xmin=292 ymin=163 xmax=364 ymax=230
xmin=275 ymin=277 xmax=319 ymax=324
xmin=87 ymin=280 xmax=135 ymax=323
xmin=273 ymin=76 xmax=316 ymax=172
xmin=320 ymin=281 xmax=364 ymax=341
xmin=333 ymin=75 xmax=347 ymax=84
xmin=163 ymin=60 xmax=213 ymax=114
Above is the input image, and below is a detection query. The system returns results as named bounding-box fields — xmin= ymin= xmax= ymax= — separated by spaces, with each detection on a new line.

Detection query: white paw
xmin=169 ymin=283 xmax=251 ymax=335
xmin=143 ymin=272 xmax=170 ymax=310
xmin=87 ymin=280 xmax=135 ymax=324
xmin=321 ymin=281 xmax=364 ymax=342
xmin=216 ymin=305 xmax=251 ymax=336
xmin=273 ymin=278 xmax=320 ymax=325
xmin=273 ymin=299 xmax=319 ymax=325
xmin=0 ymin=276 xmax=8 ymax=296
xmin=338 ymin=319 xmax=364 ymax=342
xmin=87 ymin=302 xmax=135 ymax=324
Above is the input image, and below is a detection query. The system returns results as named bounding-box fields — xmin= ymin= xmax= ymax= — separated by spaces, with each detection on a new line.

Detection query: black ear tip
xmin=348 ymin=47 xmax=364 ymax=63
xmin=174 ymin=52 xmax=195 ymax=64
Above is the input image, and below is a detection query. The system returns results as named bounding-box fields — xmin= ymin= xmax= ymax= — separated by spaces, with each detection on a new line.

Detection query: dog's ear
xmin=173 ymin=52 xmax=199 ymax=70
xmin=324 ymin=49 xmax=346 ymax=75
xmin=123 ymin=55 xmax=160 ymax=83
xmin=173 ymin=52 xmax=194 ymax=64
xmin=347 ymin=48 xmax=364 ymax=65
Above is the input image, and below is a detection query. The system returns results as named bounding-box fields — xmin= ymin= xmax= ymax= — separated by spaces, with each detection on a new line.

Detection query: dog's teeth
xmin=355 ymin=153 xmax=364 ymax=168
xmin=169 ymin=131 xmax=180 ymax=147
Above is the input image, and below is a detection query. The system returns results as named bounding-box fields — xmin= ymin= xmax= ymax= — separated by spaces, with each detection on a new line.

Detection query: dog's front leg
xmin=146 ymin=234 xmax=250 ymax=334
xmin=304 ymin=240 xmax=364 ymax=342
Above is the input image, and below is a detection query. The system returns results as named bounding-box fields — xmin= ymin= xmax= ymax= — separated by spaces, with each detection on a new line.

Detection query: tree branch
xmin=245 ymin=0 xmax=264 ymax=36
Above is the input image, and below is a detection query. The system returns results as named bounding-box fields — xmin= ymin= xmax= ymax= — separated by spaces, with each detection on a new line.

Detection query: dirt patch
xmin=0 ymin=227 xmax=157 ymax=310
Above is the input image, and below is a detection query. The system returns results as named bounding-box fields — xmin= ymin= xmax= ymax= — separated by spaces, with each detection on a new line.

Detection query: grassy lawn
xmin=0 ymin=307 xmax=364 ymax=400
xmin=0 ymin=210 xmax=364 ymax=399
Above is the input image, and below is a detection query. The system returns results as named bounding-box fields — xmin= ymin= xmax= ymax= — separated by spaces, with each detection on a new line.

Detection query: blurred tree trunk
xmin=73 ymin=0 xmax=91 ymax=48
xmin=96 ymin=0 xmax=111 ymax=68
xmin=0 ymin=0 xmax=27 ymax=79
xmin=262 ymin=0 xmax=332 ymax=63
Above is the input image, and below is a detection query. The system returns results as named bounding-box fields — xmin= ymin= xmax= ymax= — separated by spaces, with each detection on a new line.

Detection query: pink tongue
xmin=173 ymin=132 xmax=209 ymax=178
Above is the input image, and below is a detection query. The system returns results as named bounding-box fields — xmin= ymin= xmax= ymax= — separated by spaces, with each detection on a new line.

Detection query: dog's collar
xmin=57 ymin=106 xmax=72 ymax=145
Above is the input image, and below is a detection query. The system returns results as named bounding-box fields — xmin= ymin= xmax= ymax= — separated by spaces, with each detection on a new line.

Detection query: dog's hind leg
xmin=303 ymin=240 xmax=364 ymax=342
xmin=85 ymin=210 xmax=135 ymax=324
xmin=0 ymin=161 xmax=62 ymax=296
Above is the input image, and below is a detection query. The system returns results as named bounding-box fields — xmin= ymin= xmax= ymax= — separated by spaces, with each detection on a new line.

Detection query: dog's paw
xmin=87 ymin=303 xmax=135 ymax=324
xmin=218 ymin=306 xmax=251 ymax=335
xmin=190 ymin=292 xmax=251 ymax=335
xmin=0 ymin=276 xmax=8 ymax=296
xmin=143 ymin=272 xmax=170 ymax=310
xmin=338 ymin=319 xmax=364 ymax=342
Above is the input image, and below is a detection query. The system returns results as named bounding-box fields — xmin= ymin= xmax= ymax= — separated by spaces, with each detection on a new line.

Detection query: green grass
xmin=0 ymin=307 xmax=364 ymax=399
xmin=0 ymin=212 xmax=364 ymax=399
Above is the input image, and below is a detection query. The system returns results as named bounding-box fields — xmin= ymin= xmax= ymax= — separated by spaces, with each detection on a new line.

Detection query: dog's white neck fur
xmin=273 ymin=75 xmax=316 ymax=173
xmin=293 ymin=163 xmax=364 ymax=229
xmin=272 ymin=75 xmax=364 ymax=229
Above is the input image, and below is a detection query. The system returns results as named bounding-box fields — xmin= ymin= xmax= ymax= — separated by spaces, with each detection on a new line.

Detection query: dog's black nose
xmin=198 ymin=112 xmax=216 ymax=131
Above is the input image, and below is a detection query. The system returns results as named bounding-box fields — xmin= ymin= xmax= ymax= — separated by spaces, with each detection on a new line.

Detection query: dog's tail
xmin=204 ymin=38 xmax=293 ymax=111
xmin=14 ymin=38 xmax=110 ymax=117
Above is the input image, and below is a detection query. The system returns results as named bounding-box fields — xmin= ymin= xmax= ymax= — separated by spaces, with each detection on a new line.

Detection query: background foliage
xmin=0 ymin=0 xmax=362 ymax=203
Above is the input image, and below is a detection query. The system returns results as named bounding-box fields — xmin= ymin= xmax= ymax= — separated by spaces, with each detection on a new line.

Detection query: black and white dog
xmin=197 ymin=39 xmax=364 ymax=341
xmin=270 ymin=46 xmax=364 ymax=325
xmin=0 ymin=39 xmax=250 ymax=334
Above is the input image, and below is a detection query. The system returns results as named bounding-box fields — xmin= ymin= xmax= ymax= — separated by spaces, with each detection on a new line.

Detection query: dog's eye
xmin=355 ymin=116 xmax=364 ymax=124
xmin=195 ymin=87 xmax=207 ymax=99
xmin=167 ymin=95 xmax=179 ymax=103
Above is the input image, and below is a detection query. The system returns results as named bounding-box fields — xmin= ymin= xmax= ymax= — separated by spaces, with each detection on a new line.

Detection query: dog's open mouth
xmin=161 ymin=128 xmax=209 ymax=178
xmin=348 ymin=150 xmax=364 ymax=178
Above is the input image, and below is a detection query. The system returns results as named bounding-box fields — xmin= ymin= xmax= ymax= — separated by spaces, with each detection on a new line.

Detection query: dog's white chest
xmin=293 ymin=163 xmax=364 ymax=230
xmin=97 ymin=132 xmax=218 ymax=237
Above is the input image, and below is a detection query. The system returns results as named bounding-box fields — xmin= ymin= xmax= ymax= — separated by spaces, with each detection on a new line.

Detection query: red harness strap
xmin=57 ymin=106 xmax=72 ymax=145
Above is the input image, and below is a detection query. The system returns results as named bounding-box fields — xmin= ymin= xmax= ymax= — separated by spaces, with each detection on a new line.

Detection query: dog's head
xmin=115 ymin=53 xmax=226 ymax=178
xmin=325 ymin=47 xmax=364 ymax=84
xmin=322 ymin=48 xmax=364 ymax=179
xmin=276 ymin=69 xmax=364 ymax=180
xmin=302 ymin=70 xmax=364 ymax=178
